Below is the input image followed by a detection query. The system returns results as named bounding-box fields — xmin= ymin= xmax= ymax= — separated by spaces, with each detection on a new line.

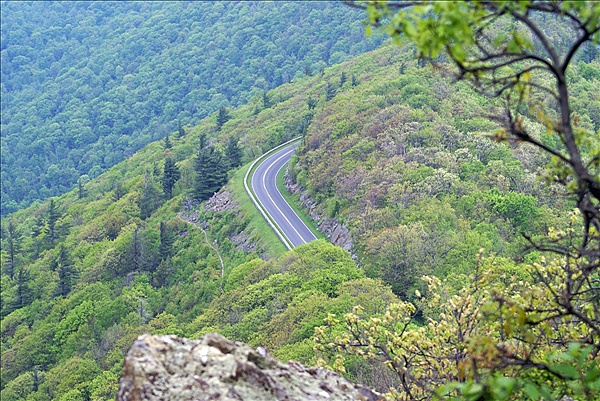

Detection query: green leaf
xmin=523 ymin=383 xmax=540 ymax=400
xmin=552 ymin=363 xmax=579 ymax=379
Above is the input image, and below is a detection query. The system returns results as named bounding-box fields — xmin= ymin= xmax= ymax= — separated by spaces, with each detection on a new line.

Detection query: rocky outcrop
xmin=117 ymin=333 xmax=381 ymax=401
xmin=205 ymin=190 xmax=238 ymax=214
xmin=285 ymin=170 xmax=354 ymax=254
xmin=179 ymin=193 xmax=259 ymax=254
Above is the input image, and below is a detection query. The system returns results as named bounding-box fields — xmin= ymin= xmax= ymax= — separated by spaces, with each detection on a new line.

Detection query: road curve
xmin=250 ymin=142 xmax=318 ymax=248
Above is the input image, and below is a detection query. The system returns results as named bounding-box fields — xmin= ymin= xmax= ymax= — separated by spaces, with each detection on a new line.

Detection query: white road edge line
xmin=261 ymin=148 xmax=309 ymax=245
xmin=244 ymin=137 xmax=301 ymax=250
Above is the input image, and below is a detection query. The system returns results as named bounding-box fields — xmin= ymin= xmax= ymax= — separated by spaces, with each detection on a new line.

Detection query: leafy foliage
xmin=0 ymin=5 xmax=597 ymax=399
xmin=313 ymin=1 xmax=600 ymax=399
xmin=1 ymin=1 xmax=385 ymax=215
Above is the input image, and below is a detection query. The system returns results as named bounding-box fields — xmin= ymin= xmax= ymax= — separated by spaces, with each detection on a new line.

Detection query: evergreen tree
xmin=303 ymin=63 xmax=312 ymax=76
xmin=198 ymin=132 xmax=207 ymax=150
xmin=46 ymin=198 xmax=61 ymax=246
xmin=340 ymin=71 xmax=347 ymax=87
xmin=30 ymin=214 xmax=45 ymax=259
xmin=152 ymin=161 xmax=161 ymax=177
xmin=176 ymin=120 xmax=186 ymax=138
xmin=216 ymin=106 xmax=230 ymax=130
xmin=158 ymin=221 xmax=176 ymax=261
xmin=130 ymin=226 xmax=143 ymax=272
xmin=163 ymin=134 xmax=172 ymax=149
xmin=262 ymin=91 xmax=272 ymax=109
xmin=225 ymin=136 xmax=243 ymax=169
xmin=154 ymin=259 xmax=173 ymax=288
xmin=2 ymin=219 xmax=22 ymax=278
xmin=161 ymin=157 xmax=180 ymax=199
xmin=193 ymin=145 xmax=228 ymax=201
xmin=13 ymin=266 xmax=33 ymax=310
xmin=306 ymin=97 xmax=317 ymax=110
xmin=54 ymin=244 xmax=76 ymax=298
xmin=351 ymin=74 xmax=359 ymax=87
xmin=139 ymin=172 xmax=162 ymax=219
xmin=77 ymin=178 xmax=87 ymax=199
xmin=112 ymin=181 xmax=126 ymax=201
xmin=325 ymin=83 xmax=336 ymax=101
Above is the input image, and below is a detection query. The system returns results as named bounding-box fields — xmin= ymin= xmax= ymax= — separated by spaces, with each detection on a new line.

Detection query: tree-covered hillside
xmin=0 ymin=1 xmax=384 ymax=215
xmin=2 ymin=37 xmax=597 ymax=399
xmin=2 ymin=0 xmax=599 ymax=397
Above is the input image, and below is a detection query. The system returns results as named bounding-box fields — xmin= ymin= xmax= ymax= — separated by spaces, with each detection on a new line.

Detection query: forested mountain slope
xmin=0 ymin=1 xmax=384 ymax=215
xmin=1 ymin=36 xmax=598 ymax=401
xmin=290 ymin=42 xmax=600 ymax=298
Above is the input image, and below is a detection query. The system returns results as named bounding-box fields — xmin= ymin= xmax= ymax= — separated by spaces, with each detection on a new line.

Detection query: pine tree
xmin=176 ymin=120 xmax=186 ymax=138
xmin=216 ymin=106 xmax=230 ymax=130
xmin=225 ymin=136 xmax=243 ymax=169
xmin=13 ymin=266 xmax=33 ymax=310
xmin=46 ymin=198 xmax=61 ymax=246
xmin=130 ymin=226 xmax=144 ymax=272
xmin=54 ymin=244 xmax=76 ymax=297
xmin=351 ymin=74 xmax=359 ymax=87
xmin=139 ymin=172 xmax=162 ymax=219
xmin=325 ymin=83 xmax=336 ymax=101
xmin=77 ymin=178 xmax=87 ymax=199
xmin=163 ymin=134 xmax=172 ymax=149
xmin=303 ymin=63 xmax=312 ymax=77
xmin=194 ymin=145 xmax=228 ymax=201
xmin=30 ymin=214 xmax=44 ymax=259
xmin=2 ymin=219 xmax=22 ymax=278
xmin=340 ymin=71 xmax=347 ymax=87
xmin=113 ymin=181 xmax=126 ymax=201
xmin=262 ymin=91 xmax=271 ymax=109
xmin=158 ymin=221 xmax=176 ymax=261
xmin=161 ymin=157 xmax=180 ymax=199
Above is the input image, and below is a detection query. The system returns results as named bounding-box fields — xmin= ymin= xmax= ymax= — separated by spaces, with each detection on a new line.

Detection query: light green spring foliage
xmin=294 ymin=42 xmax=597 ymax=298
xmin=1 ymin=3 xmax=598 ymax=399
xmin=316 ymin=237 xmax=599 ymax=400
xmin=312 ymin=1 xmax=600 ymax=400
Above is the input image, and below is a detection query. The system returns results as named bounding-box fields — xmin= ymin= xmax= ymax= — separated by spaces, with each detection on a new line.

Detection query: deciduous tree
xmin=328 ymin=1 xmax=600 ymax=399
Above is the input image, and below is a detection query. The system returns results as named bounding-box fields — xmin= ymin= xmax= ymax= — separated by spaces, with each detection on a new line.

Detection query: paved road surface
xmin=251 ymin=142 xmax=317 ymax=248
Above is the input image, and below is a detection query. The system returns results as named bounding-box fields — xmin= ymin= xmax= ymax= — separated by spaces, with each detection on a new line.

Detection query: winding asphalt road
xmin=250 ymin=142 xmax=318 ymax=249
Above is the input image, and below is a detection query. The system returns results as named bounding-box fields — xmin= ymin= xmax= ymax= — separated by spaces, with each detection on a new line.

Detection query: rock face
xmin=117 ymin=333 xmax=381 ymax=401
xmin=204 ymin=190 xmax=238 ymax=214
xmin=284 ymin=170 xmax=354 ymax=254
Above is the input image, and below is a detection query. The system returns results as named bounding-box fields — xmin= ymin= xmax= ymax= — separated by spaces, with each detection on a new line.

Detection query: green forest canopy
xmin=0 ymin=1 xmax=384 ymax=216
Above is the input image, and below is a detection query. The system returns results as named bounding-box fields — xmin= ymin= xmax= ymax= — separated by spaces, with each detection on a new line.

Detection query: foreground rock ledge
xmin=117 ymin=333 xmax=381 ymax=401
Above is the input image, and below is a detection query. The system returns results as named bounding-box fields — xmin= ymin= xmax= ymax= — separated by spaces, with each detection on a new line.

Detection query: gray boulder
xmin=117 ymin=333 xmax=381 ymax=401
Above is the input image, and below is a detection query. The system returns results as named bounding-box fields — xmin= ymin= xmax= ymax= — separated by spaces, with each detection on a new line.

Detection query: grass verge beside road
xmin=228 ymin=163 xmax=288 ymax=258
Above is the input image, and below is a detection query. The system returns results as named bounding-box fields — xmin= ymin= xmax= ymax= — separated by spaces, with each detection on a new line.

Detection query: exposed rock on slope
xmin=117 ymin=333 xmax=381 ymax=401
xmin=285 ymin=170 xmax=354 ymax=254
xmin=179 ymin=192 xmax=259 ymax=253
